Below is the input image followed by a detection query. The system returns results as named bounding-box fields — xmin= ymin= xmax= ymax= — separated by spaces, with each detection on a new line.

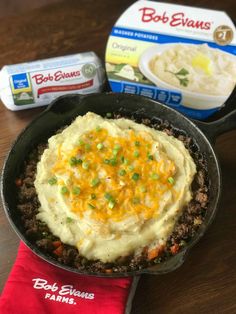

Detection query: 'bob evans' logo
xmin=139 ymin=7 xmax=212 ymax=30
xmin=31 ymin=70 xmax=81 ymax=85
xmin=32 ymin=278 xmax=95 ymax=305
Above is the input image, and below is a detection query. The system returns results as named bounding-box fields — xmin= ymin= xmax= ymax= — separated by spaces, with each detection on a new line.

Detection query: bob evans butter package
xmin=105 ymin=1 xmax=236 ymax=119
xmin=0 ymin=52 xmax=105 ymax=111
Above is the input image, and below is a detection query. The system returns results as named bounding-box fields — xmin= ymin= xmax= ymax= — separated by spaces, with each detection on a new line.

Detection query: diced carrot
xmin=15 ymin=178 xmax=23 ymax=187
xmin=53 ymin=245 xmax=63 ymax=256
xmin=105 ymin=269 xmax=113 ymax=274
xmin=170 ymin=243 xmax=180 ymax=255
xmin=52 ymin=240 xmax=62 ymax=249
xmin=147 ymin=247 xmax=159 ymax=260
xmin=147 ymin=245 xmax=164 ymax=260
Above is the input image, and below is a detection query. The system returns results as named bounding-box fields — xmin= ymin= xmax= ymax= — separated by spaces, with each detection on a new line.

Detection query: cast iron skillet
xmin=1 ymin=93 xmax=236 ymax=277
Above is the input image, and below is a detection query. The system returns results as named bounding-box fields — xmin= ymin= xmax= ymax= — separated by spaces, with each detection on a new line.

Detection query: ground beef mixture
xmin=16 ymin=110 xmax=209 ymax=274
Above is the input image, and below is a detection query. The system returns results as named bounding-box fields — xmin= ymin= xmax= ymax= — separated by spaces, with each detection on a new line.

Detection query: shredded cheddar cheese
xmin=50 ymin=128 xmax=176 ymax=222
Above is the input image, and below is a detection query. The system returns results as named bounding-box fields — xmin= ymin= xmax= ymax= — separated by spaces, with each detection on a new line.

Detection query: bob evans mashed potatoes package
xmin=0 ymin=52 xmax=104 ymax=111
xmin=105 ymin=1 xmax=236 ymax=119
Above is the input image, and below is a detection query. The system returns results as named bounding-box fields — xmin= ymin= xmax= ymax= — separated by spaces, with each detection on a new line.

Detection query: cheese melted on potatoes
xmin=35 ymin=112 xmax=196 ymax=262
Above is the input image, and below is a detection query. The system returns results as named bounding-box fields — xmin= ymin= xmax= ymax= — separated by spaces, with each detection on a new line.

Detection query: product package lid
xmin=105 ymin=0 xmax=236 ymax=119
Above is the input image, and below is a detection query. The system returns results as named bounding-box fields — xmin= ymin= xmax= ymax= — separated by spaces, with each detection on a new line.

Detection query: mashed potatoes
xmin=35 ymin=112 xmax=196 ymax=262
xmin=149 ymin=44 xmax=236 ymax=96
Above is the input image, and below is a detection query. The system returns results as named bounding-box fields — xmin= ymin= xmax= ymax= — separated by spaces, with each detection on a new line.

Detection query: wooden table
xmin=0 ymin=0 xmax=236 ymax=313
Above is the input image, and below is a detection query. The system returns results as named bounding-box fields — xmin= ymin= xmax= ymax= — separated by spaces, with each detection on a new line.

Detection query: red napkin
xmin=0 ymin=242 xmax=139 ymax=314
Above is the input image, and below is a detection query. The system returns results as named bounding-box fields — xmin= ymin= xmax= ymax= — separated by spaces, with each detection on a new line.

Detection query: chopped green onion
xmin=66 ymin=217 xmax=73 ymax=223
xmin=91 ymin=178 xmax=100 ymax=187
xmin=120 ymin=156 xmax=125 ymax=163
xmin=108 ymin=200 xmax=116 ymax=209
xmin=48 ymin=177 xmax=57 ymax=185
xmin=135 ymin=141 xmax=140 ymax=147
xmin=119 ymin=169 xmax=126 ymax=176
xmin=124 ymin=158 xmax=129 ymax=165
xmin=140 ymin=186 xmax=147 ymax=193
xmin=78 ymin=139 xmax=84 ymax=146
xmin=168 ymin=177 xmax=175 ymax=185
xmin=151 ymin=173 xmax=159 ymax=180
xmin=110 ymin=158 xmax=117 ymax=166
xmin=105 ymin=193 xmax=116 ymax=208
xmin=134 ymin=150 xmax=140 ymax=158
xmin=106 ymin=112 xmax=112 ymax=118
xmin=82 ymin=161 xmax=89 ymax=170
xmin=69 ymin=157 xmax=82 ymax=166
xmin=112 ymin=149 xmax=119 ymax=156
xmin=72 ymin=186 xmax=81 ymax=195
xmin=97 ymin=143 xmax=104 ymax=150
xmin=61 ymin=186 xmax=69 ymax=194
xmin=88 ymin=203 xmax=96 ymax=209
xmin=132 ymin=197 xmax=140 ymax=204
xmin=85 ymin=143 xmax=91 ymax=151
xmin=132 ymin=173 xmax=140 ymax=181
xmin=128 ymin=165 xmax=134 ymax=171
xmin=104 ymin=159 xmax=110 ymax=164
xmin=96 ymin=126 xmax=101 ymax=132
xmin=90 ymin=193 xmax=96 ymax=199
xmin=114 ymin=144 xmax=121 ymax=150
xmin=104 ymin=192 xmax=113 ymax=201
xmin=112 ymin=145 xmax=121 ymax=156
xmin=147 ymin=153 xmax=154 ymax=160
xmin=69 ymin=156 xmax=77 ymax=166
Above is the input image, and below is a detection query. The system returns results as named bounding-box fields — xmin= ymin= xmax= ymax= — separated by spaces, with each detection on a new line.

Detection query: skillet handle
xmin=193 ymin=109 xmax=236 ymax=143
